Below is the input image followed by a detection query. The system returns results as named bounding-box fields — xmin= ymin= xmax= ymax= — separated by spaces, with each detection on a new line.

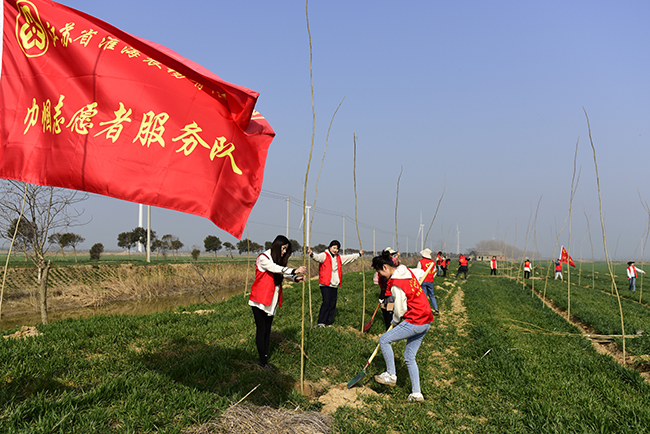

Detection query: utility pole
xmin=420 ymin=211 xmax=425 ymax=252
xmin=137 ymin=204 xmax=144 ymax=252
xmin=286 ymin=197 xmax=290 ymax=238
xmin=305 ymin=205 xmax=311 ymax=248
xmin=146 ymin=205 xmax=151 ymax=262
xmin=457 ymin=223 xmax=460 ymax=255
xmin=373 ymin=228 xmax=376 ymax=256
xmin=342 ymin=215 xmax=345 ymax=253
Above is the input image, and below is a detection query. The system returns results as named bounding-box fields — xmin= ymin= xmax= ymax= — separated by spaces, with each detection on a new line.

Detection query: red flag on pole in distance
xmin=0 ymin=0 xmax=275 ymax=238
xmin=560 ymin=246 xmax=576 ymax=267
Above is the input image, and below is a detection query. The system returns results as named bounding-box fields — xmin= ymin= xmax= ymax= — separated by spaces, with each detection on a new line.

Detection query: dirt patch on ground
xmin=531 ymin=287 xmax=650 ymax=383
xmin=316 ymin=383 xmax=379 ymax=415
xmin=3 ymin=325 xmax=41 ymax=339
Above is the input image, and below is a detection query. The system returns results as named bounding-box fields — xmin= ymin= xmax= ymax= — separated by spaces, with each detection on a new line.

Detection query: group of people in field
xmin=247 ymin=235 xmax=460 ymax=403
xmin=491 ymin=256 xmax=646 ymax=292
xmin=247 ymin=237 xmax=648 ymax=403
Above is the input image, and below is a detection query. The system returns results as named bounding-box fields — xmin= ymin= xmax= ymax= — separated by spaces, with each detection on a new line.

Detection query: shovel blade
xmin=346 ymin=369 xmax=366 ymax=388
xmin=362 ymin=319 xmax=373 ymax=333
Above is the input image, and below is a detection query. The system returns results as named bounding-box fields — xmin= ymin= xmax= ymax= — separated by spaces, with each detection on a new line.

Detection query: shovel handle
xmin=363 ymin=324 xmax=394 ymax=369
xmin=419 ymin=261 xmax=436 ymax=284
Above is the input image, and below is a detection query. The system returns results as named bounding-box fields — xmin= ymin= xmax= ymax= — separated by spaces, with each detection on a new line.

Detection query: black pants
xmin=456 ymin=266 xmax=468 ymax=279
xmin=381 ymin=307 xmax=393 ymax=330
xmin=524 ymin=270 xmax=530 ymax=279
xmin=318 ymin=285 xmax=338 ymax=325
xmin=252 ymin=306 xmax=274 ymax=365
xmin=490 ymin=268 xmax=497 ymax=275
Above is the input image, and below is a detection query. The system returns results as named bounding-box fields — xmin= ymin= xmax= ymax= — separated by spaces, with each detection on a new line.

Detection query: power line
xmin=259 ymin=188 xmax=417 ymax=242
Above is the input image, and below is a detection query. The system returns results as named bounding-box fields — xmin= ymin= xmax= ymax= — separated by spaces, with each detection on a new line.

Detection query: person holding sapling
xmin=372 ymin=250 xmax=434 ymax=403
xmin=249 ymin=235 xmax=306 ymax=370
xmin=626 ymin=261 xmax=645 ymax=292
xmin=308 ymin=240 xmax=363 ymax=327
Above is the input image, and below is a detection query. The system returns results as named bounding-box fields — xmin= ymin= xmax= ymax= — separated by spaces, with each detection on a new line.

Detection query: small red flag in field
xmin=560 ymin=246 xmax=576 ymax=267
xmin=0 ymin=0 xmax=275 ymax=238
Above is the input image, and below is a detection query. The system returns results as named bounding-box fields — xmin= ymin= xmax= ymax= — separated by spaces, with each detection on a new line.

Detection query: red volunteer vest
xmin=319 ymin=251 xmax=343 ymax=287
xmin=628 ymin=265 xmax=637 ymax=278
xmin=418 ymin=258 xmax=435 ymax=283
xmin=555 ymin=263 xmax=562 ymax=271
xmin=391 ymin=269 xmax=434 ymax=325
xmin=249 ymin=253 xmax=283 ymax=307
xmin=459 ymin=256 xmax=468 ymax=266
xmin=524 ymin=261 xmax=531 ymax=269
xmin=490 ymin=259 xmax=497 ymax=269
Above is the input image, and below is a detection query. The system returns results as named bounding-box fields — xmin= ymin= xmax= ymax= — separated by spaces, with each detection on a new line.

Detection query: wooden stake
xmin=585 ymin=107 xmax=626 ymax=364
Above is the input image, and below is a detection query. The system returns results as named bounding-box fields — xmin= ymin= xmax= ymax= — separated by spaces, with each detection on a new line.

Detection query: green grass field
xmin=1 ymin=261 xmax=649 ymax=433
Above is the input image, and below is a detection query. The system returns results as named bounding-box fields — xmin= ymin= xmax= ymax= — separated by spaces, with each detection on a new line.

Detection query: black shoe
xmin=258 ymin=362 xmax=277 ymax=372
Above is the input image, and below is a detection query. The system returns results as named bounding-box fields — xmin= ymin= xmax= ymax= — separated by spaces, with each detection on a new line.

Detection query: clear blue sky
xmin=40 ymin=0 xmax=650 ymax=260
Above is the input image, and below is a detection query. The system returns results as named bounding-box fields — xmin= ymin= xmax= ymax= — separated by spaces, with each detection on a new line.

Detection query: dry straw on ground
xmin=183 ymin=404 xmax=333 ymax=434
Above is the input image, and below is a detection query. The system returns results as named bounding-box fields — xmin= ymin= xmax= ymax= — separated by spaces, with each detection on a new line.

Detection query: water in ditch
xmin=0 ymin=286 xmax=245 ymax=331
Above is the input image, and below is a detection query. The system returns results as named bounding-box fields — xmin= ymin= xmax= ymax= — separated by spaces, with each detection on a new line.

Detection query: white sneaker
xmin=407 ymin=393 xmax=424 ymax=402
xmin=374 ymin=372 xmax=397 ymax=386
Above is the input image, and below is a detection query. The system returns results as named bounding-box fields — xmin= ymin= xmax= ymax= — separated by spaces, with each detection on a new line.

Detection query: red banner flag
xmin=559 ymin=246 xmax=575 ymax=267
xmin=0 ymin=0 xmax=275 ymax=238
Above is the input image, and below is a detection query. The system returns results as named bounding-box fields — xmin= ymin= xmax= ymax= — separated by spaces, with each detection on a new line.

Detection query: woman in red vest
xmin=456 ymin=254 xmax=470 ymax=280
xmin=490 ymin=256 xmax=498 ymax=275
xmin=308 ymin=240 xmax=363 ymax=327
xmin=371 ymin=251 xmax=434 ymax=403
xmin=523 ymin=258 xmax=532 ymax=279
xmin=417 ymin=248 xmax=439 ymax=314
xmin=249 ymin=235 xmax=306 ymax=370
xmin=554 ymin=261 xmax=563 ymax=280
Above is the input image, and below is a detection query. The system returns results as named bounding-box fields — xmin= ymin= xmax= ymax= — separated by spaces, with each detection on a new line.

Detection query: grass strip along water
xmin=1 ymin=263 xmax=649 ymax=433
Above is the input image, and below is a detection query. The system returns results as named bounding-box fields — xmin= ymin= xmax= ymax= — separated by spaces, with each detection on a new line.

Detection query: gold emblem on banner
xmin=15 ymin=1 xmax=49 ymax=57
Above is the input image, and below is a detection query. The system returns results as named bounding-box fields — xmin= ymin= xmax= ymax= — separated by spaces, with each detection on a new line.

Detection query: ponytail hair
xmin=372 ymin=250 xmax=395 ymax=272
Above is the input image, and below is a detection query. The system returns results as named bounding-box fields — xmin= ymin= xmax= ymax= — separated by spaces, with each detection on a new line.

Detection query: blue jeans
xmin=379 ymin=320 xmax=431 ymax=394
xmin=629 ymin=277 xmax=636 ymax=291
xmin=421 ymin=282 xmax=438 ymax=312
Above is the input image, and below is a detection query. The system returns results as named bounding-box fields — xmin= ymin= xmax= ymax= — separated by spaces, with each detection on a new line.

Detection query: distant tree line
xmin=117 ymin=227 xmax=185 ymax=259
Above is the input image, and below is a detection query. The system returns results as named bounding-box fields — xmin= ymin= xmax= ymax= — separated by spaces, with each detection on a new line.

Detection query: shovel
xmin=362 ymin=302 xmax=381 ymax=333
xmin=347 ymin=325 xmax=393 ymax=388
xmin=347 ymin=262 xmax=435 ymax=388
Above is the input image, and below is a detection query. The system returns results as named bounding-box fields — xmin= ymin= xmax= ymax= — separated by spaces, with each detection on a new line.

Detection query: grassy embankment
xmin=1 ymin=260 xmax=649 ymax=433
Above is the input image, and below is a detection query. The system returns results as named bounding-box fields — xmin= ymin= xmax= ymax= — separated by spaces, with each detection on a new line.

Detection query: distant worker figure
xmin=627 ymin=261 xmax=646 ymax=292
xmin=490 ymin=256 xmax=498 ymax=275
xmin=456 ymin=254 xmax=470 ymax=280
xmin=436 ymin=251 xmax=444 ymax=276
xmin=308 ymin=240 xmax=363 ymax=327
xmin=523 ymin=258 xmax=532 ymax=279
xmin=417 ymin=248 xmax=439 ymax=314
xmin=443 ymin=257 xmax=450 ymax=277
xmin=554 ymin=261 xmax=563 ymax=280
